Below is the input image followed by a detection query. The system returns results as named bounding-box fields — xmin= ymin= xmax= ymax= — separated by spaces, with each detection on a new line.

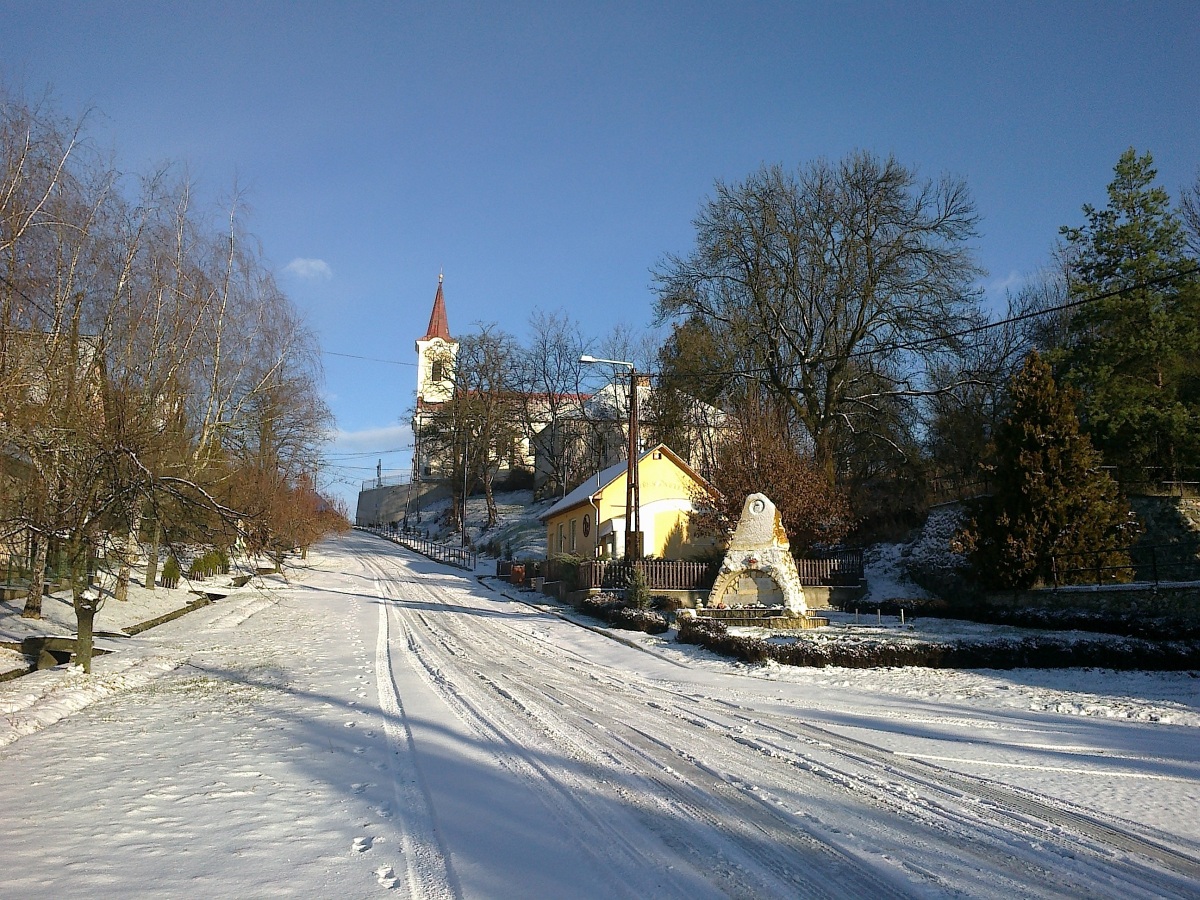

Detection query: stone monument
xmin=706 ymin=493 xmax=806 ymax=614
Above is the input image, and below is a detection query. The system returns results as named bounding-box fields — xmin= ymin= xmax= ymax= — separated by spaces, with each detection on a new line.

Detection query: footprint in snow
xmin=352 ymin=836 xmax=374 ymax=852
xmin=375 ymin=865 xmax=399 ymax=889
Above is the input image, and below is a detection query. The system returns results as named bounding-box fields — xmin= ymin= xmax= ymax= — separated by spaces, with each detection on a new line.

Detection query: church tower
xmin=414 ymin=274 xmax=457 ymax=406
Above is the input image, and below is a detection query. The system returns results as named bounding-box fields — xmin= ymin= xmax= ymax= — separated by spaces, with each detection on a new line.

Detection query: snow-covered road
xmin=2 ymin=531 xmax=1199 ymax=898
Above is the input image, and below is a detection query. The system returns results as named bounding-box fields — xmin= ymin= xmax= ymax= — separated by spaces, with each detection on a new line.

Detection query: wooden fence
xmin=579 ymin=560 xmax=718 ymax=592
xmin=796 ymin=550 xmax=864 ymax=586
xmin=502 ymin=549 xmax=865 ymax=593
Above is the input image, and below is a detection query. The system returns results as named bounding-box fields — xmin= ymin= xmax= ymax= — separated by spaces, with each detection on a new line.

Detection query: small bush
xmin=580 ymin=594 xmax=626 ymax=620
xmin=161 ymin=556 xmax=181 ymax=589
xmin=675 ymin=613 xmax=1200 ymax=670
xmin=652 ymin=594 xmax=683 ymax=613
xmin=625 ymin=566 xmax=651 ymax=610
xmin=611 ymin=607 xmax=669 ymax=634
xmin=579 ymin=593 xmax=669 ymax=634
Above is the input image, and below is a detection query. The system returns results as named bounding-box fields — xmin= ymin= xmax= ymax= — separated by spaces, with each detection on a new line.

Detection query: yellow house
xmin=539 ymin=444 xmax=717 ymax=559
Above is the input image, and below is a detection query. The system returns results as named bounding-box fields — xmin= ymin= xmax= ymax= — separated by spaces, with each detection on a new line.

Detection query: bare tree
xmin=514 ymin=308 xmax=591 ymax=497
xmin=0 ymin=88 xmax=335 ymax=670
xmin=418 ymin=324 xmax=523 ymax=530
xmin=654 ymin=153 xmax=984 ymax=484
xmin=1182 ymin=168 xmax=1200 ymax=258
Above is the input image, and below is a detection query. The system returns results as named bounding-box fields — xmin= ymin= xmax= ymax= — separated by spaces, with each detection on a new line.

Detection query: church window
xmin=431 ymin=359 xmax=446 ymax=382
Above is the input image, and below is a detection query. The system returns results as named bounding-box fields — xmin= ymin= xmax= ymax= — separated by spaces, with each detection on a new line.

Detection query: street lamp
xmin=579 ymin=355 xmax=641 ymax=562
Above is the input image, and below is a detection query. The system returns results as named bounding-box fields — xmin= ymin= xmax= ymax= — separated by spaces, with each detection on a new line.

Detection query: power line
xmin=325 ymin=447 xmax=410 ymax=458
xmin=650 ymin=264 xmax=1200 ymax=381
xmin=0 ymin=271 xmax=57 ymax=321
xmin=323 ymin=350 xmax=416 ymax=367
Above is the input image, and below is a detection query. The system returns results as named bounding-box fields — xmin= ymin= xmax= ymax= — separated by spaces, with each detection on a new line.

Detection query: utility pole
xmin=625 ymin=367 xmax=640 ymax=562
xmin=580 ymin=355 xmax=641 ymax=562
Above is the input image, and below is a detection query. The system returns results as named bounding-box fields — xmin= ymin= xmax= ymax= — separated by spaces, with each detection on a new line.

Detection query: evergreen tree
xmin=962 ymin=352 xmax=1140 ymax=589
xmin=1056 ymin=148 xmax=1200 ymax=482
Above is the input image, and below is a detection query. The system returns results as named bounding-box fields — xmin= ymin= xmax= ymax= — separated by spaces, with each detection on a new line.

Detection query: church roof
xmin=419 ymin=276 xmax=453 ymax=342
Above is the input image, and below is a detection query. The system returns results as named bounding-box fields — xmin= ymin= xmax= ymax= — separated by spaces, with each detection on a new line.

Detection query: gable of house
xmin=540 ymin=443 xmax=716 ymax=560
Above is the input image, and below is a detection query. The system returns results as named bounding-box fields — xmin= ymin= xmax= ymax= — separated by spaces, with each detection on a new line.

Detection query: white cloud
xmin=330 ymin=423 xmax=412 ymax=454
xmin=985 ymin=269 xmax=1025 ymax=300
xmin=283 ymin=257 xmax=333 ymax=280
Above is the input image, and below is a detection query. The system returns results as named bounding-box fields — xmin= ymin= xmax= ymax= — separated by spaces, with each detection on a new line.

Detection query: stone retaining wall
xmin=986 ymin=583 xmax=1200 ymax=623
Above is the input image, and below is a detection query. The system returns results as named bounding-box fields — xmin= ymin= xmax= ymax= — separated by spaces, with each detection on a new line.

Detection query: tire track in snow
xmin=563 ymin=661 xmax=1200 ymax=898
xmin=423 ymin=577 xmax=1200 ymax=898
xmin=361 ymin=559 xmax=460 ymax=899
xmin=385 ymin=565 xmax=914 ymax=899
xmin=467 ymin=578 xmax=1200 ymax=894
xmin=355 ymin=538 xmax=1200 ymax=897
xmin=730 ymin=702 xmax=1200 ymax=890
xmin=384 ymin=578 xmax=706 ymax=900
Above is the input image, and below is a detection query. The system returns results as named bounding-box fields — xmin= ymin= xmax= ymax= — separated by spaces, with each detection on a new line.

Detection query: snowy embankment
xmin=501 ymin=580 xmax=1200 ymax=728
xmin=0 ymin=567 xmax=280 ymax=747
xmin=0 ymin=560 xmax=263 ymax=678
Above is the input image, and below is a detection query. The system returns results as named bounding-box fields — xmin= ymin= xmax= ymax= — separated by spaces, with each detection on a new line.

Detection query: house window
xmin=570 ymin=519 xmax=577 ymax=552
xmin=558 ymin=523 xmax=565 ymax=554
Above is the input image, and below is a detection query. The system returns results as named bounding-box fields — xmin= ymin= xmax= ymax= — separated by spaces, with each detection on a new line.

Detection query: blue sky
xmin=3 ymin=1 xmax=1198 ymax=511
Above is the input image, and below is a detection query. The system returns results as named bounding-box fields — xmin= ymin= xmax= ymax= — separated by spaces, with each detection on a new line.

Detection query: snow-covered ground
xmin=0 ymin=567 xmax=251 ymax=677
xmin=411 ymin=489 xmax=550 ymax=560
xmin=1 ymin=531 xmax=1199 ymax=898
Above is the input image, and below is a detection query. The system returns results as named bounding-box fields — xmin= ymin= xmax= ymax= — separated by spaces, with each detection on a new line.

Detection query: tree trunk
xmin=484 ymin=469 xmax=498 ymax=528
xmin=21 ymin=535 xmax=47 ymax=619
xmin=74 ymin=593 xmax=95 ymax=674
xmin=115 ymin=520 xmax=137 ymax=601
xmin=143 ymin=518 xmax=160 ymax=590
xmin=72 ymin=551 xmax=96 ymax=674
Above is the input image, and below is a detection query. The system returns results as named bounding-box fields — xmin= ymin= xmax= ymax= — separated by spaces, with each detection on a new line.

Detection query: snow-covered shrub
xmin=611 ymin=607 xmax=669 ymax=634
xmin=902 ymin=504 xmax=974 ymax=601
xmin=677 ymin=616 xmax=1200 ymax=670
xmin=579 ymin=593 xmax=669 ymax=634
xmin=653 ymin=594 xmax=683 ymax=613
xmin=580 ymin=594 xmax=625 ymax=620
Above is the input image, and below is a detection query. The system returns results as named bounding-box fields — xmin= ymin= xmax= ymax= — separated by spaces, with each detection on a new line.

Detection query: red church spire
xmin=420 ymin=273 xmax=452 ymax=342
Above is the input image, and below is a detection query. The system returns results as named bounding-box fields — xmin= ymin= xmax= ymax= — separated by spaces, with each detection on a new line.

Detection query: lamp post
xmin=580 ymin=355 xmax=641 ymax=562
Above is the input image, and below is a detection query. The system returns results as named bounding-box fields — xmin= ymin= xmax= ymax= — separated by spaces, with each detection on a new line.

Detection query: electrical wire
xmin=648 ymin=263 xmax=1200 ymax=380
xmin=323 ymin=350 xmax=416 ymax=366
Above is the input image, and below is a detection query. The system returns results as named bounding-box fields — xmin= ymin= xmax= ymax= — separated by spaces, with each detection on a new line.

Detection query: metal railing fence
xmin=1050 ymin=543 xmax=1200 ymax=587
xmin=359 ymin=526 xmax=477 ymax=571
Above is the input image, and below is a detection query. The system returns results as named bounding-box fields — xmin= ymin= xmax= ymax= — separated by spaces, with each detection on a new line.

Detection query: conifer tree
xmin=962 ymin=352 xmax=1140 ymax=589
xmin=1057 ymin=148 xmax=1200 ymax=481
